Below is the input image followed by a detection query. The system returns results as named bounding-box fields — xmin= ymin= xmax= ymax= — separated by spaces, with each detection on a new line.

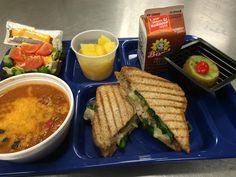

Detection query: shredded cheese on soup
xmin=0 ymin=84 xmax=69 ymax=153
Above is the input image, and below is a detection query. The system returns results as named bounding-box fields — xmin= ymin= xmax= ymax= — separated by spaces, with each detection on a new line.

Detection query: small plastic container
xmin=164 ymin=38 xmax=236 ymax=93
xmin=71 ymin=30 xmax=119 ymax=81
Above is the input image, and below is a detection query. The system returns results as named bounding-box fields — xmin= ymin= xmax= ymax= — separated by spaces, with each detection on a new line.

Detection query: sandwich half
xmin=84 ymin=84 xmax=138 ymax=157
xmin=115 ymin=66 xmax=190 ymax=153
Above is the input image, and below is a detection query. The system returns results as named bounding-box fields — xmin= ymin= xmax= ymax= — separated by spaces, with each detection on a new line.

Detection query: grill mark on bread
xmin=161 ymin=119 xmax=186 ymax=123
xmin=151 ymin=105 xmax=186 ymax=112
xmin=134 ymin=85 xmax=185 ymax=97
xmin=116 ymin=85 xmax=130 ymax=127
xmin=147 ymin=100 xmax=187 ymax=111
xmin=175 ymin=135 xmax=189 ymax=139
xmin=156 ymin=110 xmax=185 ymax=115
xmin=151 ymin=105 xmax=186 ymax=114
xmin=95 ymin=92 xmax=105 ymax=145
xmin=139 ymin=91 xmax=187 ymax=103
xmin=129 ymin=74 xmax=169 ymax=83
xmin=132 ymin=80 xmax=181 ymax=91
xmin=168 ymin=127 xmax=188 ymax=131
xmin=158 ymin=113 xmax=187 ymax=121
xmin=147 ymin=99 xmax=187 ymax=112
xmin=147 ymin=100 xmax=186 ymax=108
xmin=95 ymin=92 xmax=101 ymax=134
xmin=158 ymin=113 xmax=185 ymax=117
xmin=121 ymin=67 xmax=182 ymax=91
xmin=98 ymin=90 xmax=112 ymax=136
xmin=118 ymin=86 xmax=130 ymax=126
xmin=129 ymin=75 xmax=182 ymax=90
xmin=112 ymin=86 xmax=124 ymax=126
xmin=145 ymin=96 xmax=187 ymax=104
xmin=107 ymin=86 xmax=118 ymax=133
xmin=121 ymin=67 xmax=169 ymax=82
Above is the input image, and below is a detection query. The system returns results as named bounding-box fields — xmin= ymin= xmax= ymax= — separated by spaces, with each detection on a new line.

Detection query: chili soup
xmin=0 ymin=84 xmax=70 ymax=153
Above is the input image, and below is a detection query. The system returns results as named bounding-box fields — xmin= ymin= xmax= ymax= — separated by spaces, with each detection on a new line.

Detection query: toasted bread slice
xmin=91 ymin=84 xmax=138 ymax=157
xmin=115 ymin=66 xmax=190 ymax=153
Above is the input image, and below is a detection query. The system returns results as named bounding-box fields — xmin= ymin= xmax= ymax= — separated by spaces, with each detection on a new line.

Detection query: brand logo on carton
xmin=148 ymin=38 xmax=171 ymax=58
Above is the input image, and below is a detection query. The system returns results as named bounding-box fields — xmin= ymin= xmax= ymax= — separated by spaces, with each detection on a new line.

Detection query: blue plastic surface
xmin=1 ymin=36 xmax=236 ymax=176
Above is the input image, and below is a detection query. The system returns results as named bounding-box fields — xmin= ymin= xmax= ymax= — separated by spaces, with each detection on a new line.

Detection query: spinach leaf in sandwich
xmin=133 ymin=90 xmax=175 ymax=144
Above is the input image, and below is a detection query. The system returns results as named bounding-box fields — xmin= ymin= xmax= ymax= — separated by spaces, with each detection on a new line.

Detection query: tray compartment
xmin=211 ymin=86 xmax=236 ymax=143
xmin=63 ymin=41 xmax=124 ymax=85
xmin=121 ymin=39 xmax=141 ymax=68
xmin=197 ymin=91 xmax=236 ymax=143
xmin=120 ymin=39 xmax=218 ymax=151
xmin=185 ymin=95 xmax=218 ymax=151
xmin=73 ymin=83 xmax=218 ymax=160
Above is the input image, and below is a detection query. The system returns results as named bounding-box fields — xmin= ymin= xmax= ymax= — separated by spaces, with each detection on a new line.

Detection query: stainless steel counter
xmin=0 ymin=0 xmax=236 ymax=176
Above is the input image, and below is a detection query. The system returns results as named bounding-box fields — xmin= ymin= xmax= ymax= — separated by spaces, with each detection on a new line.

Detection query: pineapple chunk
xmin=103 ymin=42 xmax=116 ymax=54
xmin=95 ymin=44 xmax=105 ymax=56
xmin=79 ymin=44 xmax=97 ymax=56
xmin=98 ymin=35 xmax=111 ymax=45
xmin=79 ymin=35 xmax=116 ymax=56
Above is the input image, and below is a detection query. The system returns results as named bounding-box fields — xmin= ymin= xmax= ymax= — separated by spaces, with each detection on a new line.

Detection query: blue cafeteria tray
xmin=1 ymin=36 xmax=236 ymax=176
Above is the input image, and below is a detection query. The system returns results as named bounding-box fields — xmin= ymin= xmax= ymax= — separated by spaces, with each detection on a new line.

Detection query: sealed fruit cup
xmin=71 ymin=30 xmax=119 ymax=81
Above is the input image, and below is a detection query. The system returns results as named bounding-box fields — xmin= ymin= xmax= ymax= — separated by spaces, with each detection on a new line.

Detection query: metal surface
xmin=0 ymin=0 xmax=236 ymax=176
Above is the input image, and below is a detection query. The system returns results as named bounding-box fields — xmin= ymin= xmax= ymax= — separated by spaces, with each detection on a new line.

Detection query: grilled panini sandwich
xmin=85 ymin=84 xmax=138 ymax=157
xmin=115 ymin=66 xmax=190 ymax=153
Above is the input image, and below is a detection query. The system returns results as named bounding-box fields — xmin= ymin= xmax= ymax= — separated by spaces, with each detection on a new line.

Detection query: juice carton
xmin=138 ymin=5 xmax=186 ymax=73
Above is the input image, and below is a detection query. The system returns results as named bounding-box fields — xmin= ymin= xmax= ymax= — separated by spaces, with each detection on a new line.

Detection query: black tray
xmin=164 ymin=38 xmax=236 ymax=93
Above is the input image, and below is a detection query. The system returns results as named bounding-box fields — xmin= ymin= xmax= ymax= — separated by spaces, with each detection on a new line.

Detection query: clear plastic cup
xmin=71 ymin=30 xmax=119 ymax=81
